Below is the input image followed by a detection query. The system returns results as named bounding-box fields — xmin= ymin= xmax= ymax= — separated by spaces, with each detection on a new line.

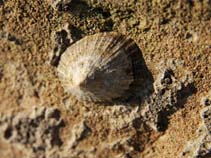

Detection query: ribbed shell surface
xmin=57 ymin=32 xmax=139 ymax=102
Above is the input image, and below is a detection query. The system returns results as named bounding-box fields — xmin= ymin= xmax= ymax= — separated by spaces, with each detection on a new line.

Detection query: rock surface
xmin=0 ymin=0 xmax=211 ymax=158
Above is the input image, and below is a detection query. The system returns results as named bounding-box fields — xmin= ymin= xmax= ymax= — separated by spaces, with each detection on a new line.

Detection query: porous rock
xmin=141 ymin=59 xmax=194 ymax=131
xmin=0 ymin=107 xmax=65 ymax=158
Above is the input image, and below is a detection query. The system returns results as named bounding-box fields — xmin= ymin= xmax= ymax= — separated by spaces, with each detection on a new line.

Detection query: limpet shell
xmin=57 ymin=32 xmax=142 ymax=102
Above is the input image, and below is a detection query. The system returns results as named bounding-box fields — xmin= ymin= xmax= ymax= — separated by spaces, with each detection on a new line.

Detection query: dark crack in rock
xmin=0 ymin=107 xmax=65 ymax=158
xmin=141 ymin=59 xmax=195 ymax=131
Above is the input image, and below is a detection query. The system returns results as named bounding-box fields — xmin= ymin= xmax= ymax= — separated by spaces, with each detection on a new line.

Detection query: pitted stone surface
xmin=0 ymin=107 xmax=65 ymax=158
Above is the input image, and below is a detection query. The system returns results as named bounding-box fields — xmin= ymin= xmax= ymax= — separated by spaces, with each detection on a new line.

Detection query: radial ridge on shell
xmin=57 ymin=32 xmax=144 ymax=102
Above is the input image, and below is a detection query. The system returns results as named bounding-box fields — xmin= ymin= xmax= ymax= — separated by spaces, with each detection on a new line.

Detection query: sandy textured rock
xmin=0 ymin=107 xmax=65 ymax=158
xmin=141 ymin=59 xmax=194 ymax=131
xmin=181 ymin=91 xmax=211 ymax=158
xmin=0 ymin=0 xmax=211 ymax=158
xmin=47 ymin=0 xmax=72 ymax=11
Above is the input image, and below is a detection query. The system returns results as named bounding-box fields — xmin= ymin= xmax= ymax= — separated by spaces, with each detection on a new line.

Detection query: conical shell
xmin=57 ymin=32 xmax=141 ymax=102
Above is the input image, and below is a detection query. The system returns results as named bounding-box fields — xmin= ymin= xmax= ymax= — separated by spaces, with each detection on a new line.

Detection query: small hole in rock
xmin=159 ymin=89 xmax=166 ymax=96
xmin=132 ymin=118 xmax=142 ymax=129
xmin=160 ymin=18 xmax=170 ymax=25
xmin=203 ymin=114 xmax=209 ymax=119
xmin=204 ymin=99 xmax=211 ymax=106
xmin=199 ymin=74 xmax=204 ymax=78
xmin=4 ymin=127 xmax=13 ymax=139
xmin=49 ymin=109 xmax=61 ymax=120
xmin=185 ymin=32 xmax=192 ymax=39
